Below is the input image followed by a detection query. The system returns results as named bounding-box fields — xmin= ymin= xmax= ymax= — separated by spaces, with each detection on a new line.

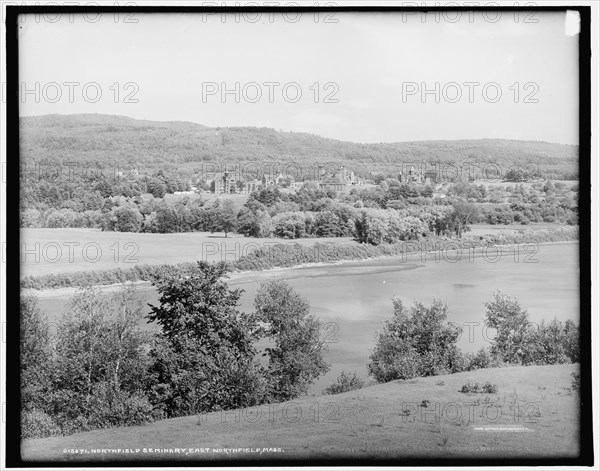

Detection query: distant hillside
xmin=20 ymin=114 xmax=579 ymax=178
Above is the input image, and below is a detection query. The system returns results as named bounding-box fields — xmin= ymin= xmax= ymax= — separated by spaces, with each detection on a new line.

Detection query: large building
xmin=398 ymin=166 xmax=437 ymax=185
xmin=212 ymin=171 xmax=237 ymax=194
xmin=211 ymin=171 xmax=260 ymax=194
xmin=262 ymin=173 xmax=293 ymax=188
xmin=211 ymin=167 xmax=362 ymax=194
xmin=318 ymin=166 xmax=360 ymax=192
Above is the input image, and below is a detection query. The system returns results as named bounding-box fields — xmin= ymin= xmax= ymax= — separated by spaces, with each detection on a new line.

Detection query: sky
xmin=17 ymin=10 xmax=580 ymax=145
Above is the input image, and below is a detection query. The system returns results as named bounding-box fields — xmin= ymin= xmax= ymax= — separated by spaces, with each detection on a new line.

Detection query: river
xmin=35 ymin=241 xmax=580 ymax=393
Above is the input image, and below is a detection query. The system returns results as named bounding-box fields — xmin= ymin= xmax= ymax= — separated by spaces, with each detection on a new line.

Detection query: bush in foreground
xmin=368 ymin=299 xmax=462 ymax=382
xmin=460 ymin=381 xmax=498 ymax=394
xmin=323 ymin=371 xmax=365 ymax=395
xmin=484 ymin=292 xmax=579 ymax=366
xmin=571 ymin=372 xmax=580 ymax=392
xmin=368 ymin=291 xmax=579 ymax=387
xmin=21 ymin=410 xmax=61 ymax=439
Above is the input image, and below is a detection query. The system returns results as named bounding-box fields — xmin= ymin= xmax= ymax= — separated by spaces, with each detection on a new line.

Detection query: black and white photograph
xmin=2 ymin=1 xmax=597 ymax=467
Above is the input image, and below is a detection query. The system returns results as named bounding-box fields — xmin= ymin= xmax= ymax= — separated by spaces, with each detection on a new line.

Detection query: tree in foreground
xmin=20 ymin=295 xmax=54 ymax=437
xmin=483 ymin=291 xmax=531 ymax=364
xmin=23 ymin=285 xmax=153 ymax=438
xmin=368 ymin=299 xmax=462 ymax=383
xmin=254 ymin=280 xmax=330 ymax=401
xmin=146 ymin=262 xmax=265 ymax=417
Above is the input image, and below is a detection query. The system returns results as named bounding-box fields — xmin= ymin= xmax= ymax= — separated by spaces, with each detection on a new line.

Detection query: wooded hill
xmin=20 ymin=114 xmax=578 ymax=179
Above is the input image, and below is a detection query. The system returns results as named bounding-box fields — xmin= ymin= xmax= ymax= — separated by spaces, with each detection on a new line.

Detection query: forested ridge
xmin=20 ymin=114 xmax=578 ymax=177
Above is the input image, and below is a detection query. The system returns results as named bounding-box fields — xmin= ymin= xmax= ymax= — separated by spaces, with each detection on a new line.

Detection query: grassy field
xmin=20 ymin=228 xmax=354 ymax=278
xmin=20 ymin=223 xmax=572 ymax=280
xmin=21 ymin=364 xmax=581 ymax=463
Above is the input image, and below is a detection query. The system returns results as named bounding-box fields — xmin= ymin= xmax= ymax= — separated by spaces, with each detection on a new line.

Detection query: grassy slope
xmin=21 ymin=364 xmax=580 ymax=463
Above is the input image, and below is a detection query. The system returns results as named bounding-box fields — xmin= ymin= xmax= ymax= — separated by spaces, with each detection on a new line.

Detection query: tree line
xmin=22 ymin=169 xmax=578 ymax=239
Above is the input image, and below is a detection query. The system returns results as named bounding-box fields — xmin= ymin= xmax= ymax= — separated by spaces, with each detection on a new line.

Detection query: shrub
xmin=465 ymin=347 xmax=493 ymax=371
xmin=482 ymin=294 xmax=580 ymax=367
xmin=571 ymin=372 xmax=580 ymax=392
xmin=460 ymin=381 xmax=498 ymax=394
xmin=446 ymin=348 xmax=470 ymax=374
xmin=563 ymin=319 xmax=580 ymax=362
xmin=368 ymin=299 xmax=462 ymax=383
xmin=20 ymin=208 xmax=42 ymax=227
xmin=460 ymin=382 xmax=480 ymax=393
xmin=521 ymin=319 xmax=573 ymax=365
xmin=84 ymin=383 xmax=155 ymax=429
xmin=482 ymin=382 xmax=498 ymax=394
xmin=21 ymin=410 xmax=61 ymax=439
xmin=323 ymin=371 xmax=365 ymax=395
xmin=20 ymin=295 xmax=53 ymax=413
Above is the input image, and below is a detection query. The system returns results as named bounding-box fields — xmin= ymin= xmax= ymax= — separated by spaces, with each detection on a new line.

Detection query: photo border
xmin=4 ymin=4 xmax=593 ymax=467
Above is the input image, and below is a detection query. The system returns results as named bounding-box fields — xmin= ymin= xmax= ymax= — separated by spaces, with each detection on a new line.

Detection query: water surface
xmin=36 ymin=242 xmax=580 ymax=393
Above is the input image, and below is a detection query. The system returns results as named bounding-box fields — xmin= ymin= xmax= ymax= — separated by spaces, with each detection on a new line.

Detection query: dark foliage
xmin=254 ymin=280 xmax=330 ymax=401
xmin=146 ymin=262 xmax=265 ymax=417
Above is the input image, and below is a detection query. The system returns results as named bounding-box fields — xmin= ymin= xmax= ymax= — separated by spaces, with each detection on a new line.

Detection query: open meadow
xmin=20 ymin=223 xmax=572 ymax=279
xmin=20 ymin=228 xmax=355 ymax=278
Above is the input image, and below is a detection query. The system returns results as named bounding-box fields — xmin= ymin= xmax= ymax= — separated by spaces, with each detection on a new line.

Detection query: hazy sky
xmin=17 ymin=10 xmax=579 ymax=144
